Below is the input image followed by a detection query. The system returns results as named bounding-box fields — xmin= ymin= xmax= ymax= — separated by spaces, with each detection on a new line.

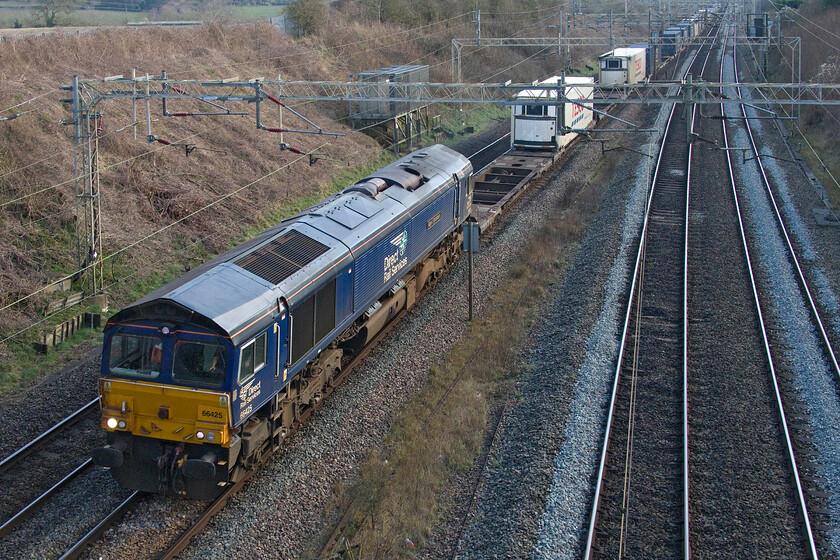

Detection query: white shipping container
xmin=598 ymin=47 xmax=647 ymax=85
xmin=511 ymin=76 xmax=594 ymax=150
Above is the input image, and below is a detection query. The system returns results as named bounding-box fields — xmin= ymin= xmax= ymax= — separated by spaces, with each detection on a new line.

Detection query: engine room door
xmin=453 ymin=174 xmax=461 ymax=222
xmin=275 ymin=318 xmax=289 ymax=387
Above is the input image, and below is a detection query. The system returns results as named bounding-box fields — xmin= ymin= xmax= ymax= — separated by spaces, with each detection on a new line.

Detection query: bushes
xmin=287 ymin=0 xmax=326 ymax=35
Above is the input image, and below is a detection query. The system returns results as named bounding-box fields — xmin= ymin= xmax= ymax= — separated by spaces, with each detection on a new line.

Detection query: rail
xmin=0 ymin=397 xmax=99 ymax=476
xmin=0 ymin=459 xmax=94 ymax=538
xmin=582 ymin=23 xmax=717 ymax=560
xmin=58 ymin=491 xmax=142 ymax=560
xmin=724 ymin=34 xmax=819 ymax=560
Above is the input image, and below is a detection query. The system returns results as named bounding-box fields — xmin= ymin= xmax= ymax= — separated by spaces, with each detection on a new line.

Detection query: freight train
xmin=599 ymin=6 xmax=720 ymax=85
xmin=92 ymin=144 xmax=473 ymax=499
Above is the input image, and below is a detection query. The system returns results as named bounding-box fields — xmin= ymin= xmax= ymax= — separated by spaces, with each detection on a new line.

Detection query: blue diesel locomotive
xmin=92 ymin=145 xmax=473 ymax=499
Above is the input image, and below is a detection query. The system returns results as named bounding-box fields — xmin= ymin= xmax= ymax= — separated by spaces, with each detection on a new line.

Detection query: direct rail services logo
xmin=384 ymin=231 xmax=409 ymax=283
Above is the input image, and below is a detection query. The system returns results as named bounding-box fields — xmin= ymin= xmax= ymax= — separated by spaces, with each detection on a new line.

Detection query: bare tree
xmin=35 ymin=0 xmax=80 ymax=27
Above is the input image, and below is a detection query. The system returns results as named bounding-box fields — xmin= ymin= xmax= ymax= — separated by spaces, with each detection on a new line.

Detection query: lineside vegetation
xmin=314 ymin=145 xmax=621 ymax=559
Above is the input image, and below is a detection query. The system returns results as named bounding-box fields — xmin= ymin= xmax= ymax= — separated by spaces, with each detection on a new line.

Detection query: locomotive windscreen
xmin=108 ymin=333 xmax=162 ymax=379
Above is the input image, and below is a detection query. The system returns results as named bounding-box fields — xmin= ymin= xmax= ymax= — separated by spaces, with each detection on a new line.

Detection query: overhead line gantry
xmin=60 ymin=58 xmax=834 ymax=297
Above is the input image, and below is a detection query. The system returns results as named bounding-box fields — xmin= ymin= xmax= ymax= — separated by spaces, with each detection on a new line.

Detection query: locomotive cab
xmin=93 ymin=311 xmax=290 ymax=500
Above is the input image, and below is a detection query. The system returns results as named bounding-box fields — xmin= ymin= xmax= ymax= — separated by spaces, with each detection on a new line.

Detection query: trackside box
xmin=511 ymin=76 xmax=594 ymax=150
xmin=598 ymin=47 xmax=647 ymax=85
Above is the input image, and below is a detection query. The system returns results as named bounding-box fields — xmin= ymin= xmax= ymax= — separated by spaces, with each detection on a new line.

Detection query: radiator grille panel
xmin=235 ymin=230 xmax=329 ymax=285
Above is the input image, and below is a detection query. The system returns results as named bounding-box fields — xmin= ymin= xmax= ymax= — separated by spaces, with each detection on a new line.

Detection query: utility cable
xmin=0 ymin=140 xmax=325 ymax=315
xmin=0 ymin=88 xmax=60 ymax=116
xmin=0 ymin=10 xmax=569 ymax=324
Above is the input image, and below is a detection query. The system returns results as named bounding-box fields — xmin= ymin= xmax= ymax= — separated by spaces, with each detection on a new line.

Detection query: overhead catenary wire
xmin=0 ymin=7 xmax=569 ymax=335
xmin=351 ymin=19 xmax=564 ymax=134
xmin=0 ymin=141 xmax=329 ymax=316
xmin=2 ymin=8 xmax=553 ymax=223
xmin=0 ymin=13 xmax=472 ymax=184
xmin=0 ymin=12 xmax=477 ymax=189
xmin=172 ymin=4 xmax=562 ymax=79
xmin=742 ymin=27 xmax=840 ymax=195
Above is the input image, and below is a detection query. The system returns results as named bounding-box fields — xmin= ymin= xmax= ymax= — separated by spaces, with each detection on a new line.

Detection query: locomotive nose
xmin=92 ymin=446 xmax=124 ymax=468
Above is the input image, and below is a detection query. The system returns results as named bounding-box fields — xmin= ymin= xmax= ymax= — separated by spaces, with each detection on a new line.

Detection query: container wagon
xmin=661 ymin=27 xmax=683 ymax=57
xmin=598 ymin=47 xmax=647 ymax=85
xmin=511 ymin=76 xmax=594 ymax=151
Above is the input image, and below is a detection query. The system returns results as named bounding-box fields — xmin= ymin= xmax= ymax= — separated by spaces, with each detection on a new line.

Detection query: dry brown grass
xmin=0 ymin=15 xmax=572 ymax=316
xmin=0 ymin=22 xmax=395 ymax=343
xmin=0 ymin=11 xmax=575 ymax=379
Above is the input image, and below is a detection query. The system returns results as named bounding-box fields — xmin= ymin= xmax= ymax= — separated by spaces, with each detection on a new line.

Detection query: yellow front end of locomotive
xmin=99 ymin=378 xmax=232 ymax=447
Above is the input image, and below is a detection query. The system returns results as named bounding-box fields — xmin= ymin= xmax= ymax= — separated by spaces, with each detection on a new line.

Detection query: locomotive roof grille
xmin=235 ymin=230 xmax=329 ymax=285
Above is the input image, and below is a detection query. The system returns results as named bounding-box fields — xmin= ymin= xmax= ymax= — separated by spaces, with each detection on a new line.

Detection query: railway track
xmin=681 ymin=28 xmax=814 ymax=559
xmin=14 ymin=25 xmax=840 ymax=560
xmin=5 ymin=271 xmax=419 ymax=560
xmin=314 ymin=142 xmax=572 ymax=558
xmin=585 ymin=21 xmax=830 ymax=560
xmin=0 ymin=398 xmax=100 ymax=537
xmin=583 ymin=86 xmax=691 ymax=560
xmin=718 ymin=31 xmax=840 ymax=557
xmin=731 ymin=45 xmax=840 ymax=384
xmin=582 ymin=30 xmax=713 ymax=558
xmin=0 ymin=396 xmax=141 ymax=559
xmin=161 ymin=301 xmax=416 ymax=560
xmin=436 ymin=38 xmax=705 ymax=559
xmin=1 ymin=128 xmax=567 ymax=559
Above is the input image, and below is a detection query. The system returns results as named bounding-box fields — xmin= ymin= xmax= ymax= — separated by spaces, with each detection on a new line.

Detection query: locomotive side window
xmin=109 ymin=334 xmax=162 ymax=379
xmin=238 ymin=333 xmax=267 ymax=383
xmin=173 ymin=340 xmax=227 ymax=387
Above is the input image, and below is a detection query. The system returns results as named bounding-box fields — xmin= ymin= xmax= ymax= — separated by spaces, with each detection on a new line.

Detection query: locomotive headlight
xmin=117 ymin=420 xmax=127 ymax=430
xmin=206 ymin=432 xmax=215 ymax=442
xmin=196 ymin=431 xmax=205 ymax=440
xmin=106 ymin=418 xmax=118 ymax=429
